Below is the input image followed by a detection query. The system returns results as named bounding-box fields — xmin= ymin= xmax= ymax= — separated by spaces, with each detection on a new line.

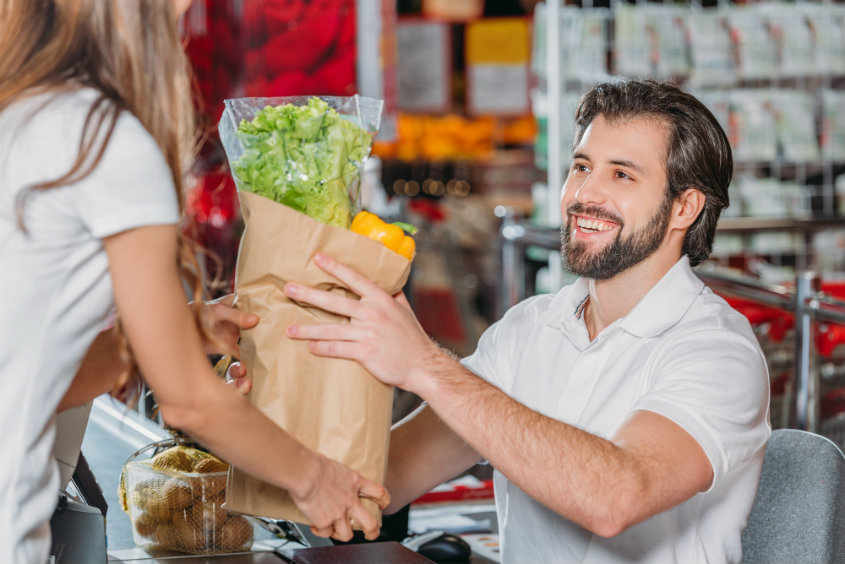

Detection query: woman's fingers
xmin=348 ymin=504 xmax=380 ymax=540
xmin=311 ymin=510 xmax=380 ymax=542
xmin=225 ymin=361 xmax=251 ymax=394
xmin=358 ymin=478 xmax=391 ymax=510
xmin=214 ymin=293 xmax=236 ymax=307
xmin=330 ymin=515 xmax=354 ymax=542
xmin=199 ymin=295 xmax=259 ymax=356
xmin=310 ymin=525 xmax=333 ymax=538
xmin=208 ymin=300 xmax=259 ymax=330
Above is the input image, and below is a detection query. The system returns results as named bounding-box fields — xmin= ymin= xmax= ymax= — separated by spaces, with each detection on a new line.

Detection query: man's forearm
xmin=385 ymin=404 xmax=481 ymax=514
xmin=412 ymin=353 xmax=652 ymax=536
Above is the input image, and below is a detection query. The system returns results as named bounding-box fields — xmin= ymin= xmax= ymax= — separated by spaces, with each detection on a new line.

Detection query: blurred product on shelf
xmin=241 ymin=0 xmax=357 ymax=98
xmin=183 ymin=170 xmax=241 ymax=298
xmin=421 ymin=0 xmax=483 ymax=22
xmin=396 ymin=19 xmax=452 ymax=114
xmin=182 ymin=2 xmax=243 ymax=134
xmin=374 ymin=113 xmax=536 ymax=161
xmin=180 ymin=0 xmax=368 ymax=298
xmin=465 ymin=17 xmax=532 ymax=116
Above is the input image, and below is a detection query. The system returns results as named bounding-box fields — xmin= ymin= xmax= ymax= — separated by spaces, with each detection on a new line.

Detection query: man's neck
xmin=583 ymin=252 xmax=682 ymax=341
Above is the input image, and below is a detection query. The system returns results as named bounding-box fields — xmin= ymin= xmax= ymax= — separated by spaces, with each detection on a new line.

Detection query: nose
xmin=572 ymin=171 xmax=605 ymax=205
xmin=561 ymin=169 xmax=604 ymax=216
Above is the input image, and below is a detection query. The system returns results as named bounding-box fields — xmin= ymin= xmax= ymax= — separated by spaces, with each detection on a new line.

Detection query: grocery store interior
xmin=60 ymin=0 xmax=845 ymax=563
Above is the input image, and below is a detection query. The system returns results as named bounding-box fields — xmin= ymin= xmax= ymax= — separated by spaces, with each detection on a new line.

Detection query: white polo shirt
xmin=462 ymin=256 xmax=770 ymax=564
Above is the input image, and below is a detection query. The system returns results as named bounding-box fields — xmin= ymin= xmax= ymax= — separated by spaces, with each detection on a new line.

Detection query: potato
xmin=143 ymin=497 xmax=172 ymax=524
xmin=171 ymin=511 xmax=206 ymax=553
xmin=129 ymin=479 xmax=163 ymax=511
xmin=161 ymin=478 xmax=193 ymax=509
xmin=153 ymin=523 xmax=176 ymax=548
xmin=218 ymin=515 xmax=252 ymax=551
xmin=191 ymin=474 xmax=226 ymax=499
xmin=150 ymin=447 xmax=195 ymax=472
xmin=194 ymin=456 xmax=228 ymax=474
xmin=190 ymin=501 xmax=228 ymax=532
xmin=133 ymin=512 xmax=158 ymax=537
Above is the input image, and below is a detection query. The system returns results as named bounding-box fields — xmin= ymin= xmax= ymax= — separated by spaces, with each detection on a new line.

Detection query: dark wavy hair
xmin=573 ymin=79 xmax=733 ymax=266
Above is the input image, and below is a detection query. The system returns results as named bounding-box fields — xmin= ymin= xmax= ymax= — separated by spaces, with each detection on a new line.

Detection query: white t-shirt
xmin=0 ymin=88 xmax=179 ymax=564
xmin=462 ymin=256 xmax=771 ymax=564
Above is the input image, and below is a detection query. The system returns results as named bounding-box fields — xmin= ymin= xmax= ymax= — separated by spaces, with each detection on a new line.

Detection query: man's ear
xmin=672 ymin=188 xmax=706 ymax=230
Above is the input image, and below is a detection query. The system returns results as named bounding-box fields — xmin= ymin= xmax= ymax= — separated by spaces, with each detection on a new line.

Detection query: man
xmin=283 ymin=79 xmax=771 ymax=563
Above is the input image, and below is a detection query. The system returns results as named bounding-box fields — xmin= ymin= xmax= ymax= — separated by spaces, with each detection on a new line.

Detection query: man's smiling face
xmin=560 ymin=114 xmax=675 ymax=281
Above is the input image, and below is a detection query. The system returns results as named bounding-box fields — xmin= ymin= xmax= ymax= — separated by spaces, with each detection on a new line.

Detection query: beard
xmin=561 ymin=197 xmax=673 ymax=281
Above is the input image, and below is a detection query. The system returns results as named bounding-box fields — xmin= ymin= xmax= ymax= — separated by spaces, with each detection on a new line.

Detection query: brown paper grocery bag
xmin=225 ymin=191 xmax=411 ymax=525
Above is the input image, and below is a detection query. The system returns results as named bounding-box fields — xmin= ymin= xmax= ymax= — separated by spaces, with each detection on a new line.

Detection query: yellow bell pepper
xmin=351 ymin=210 xmax=417 ymax=260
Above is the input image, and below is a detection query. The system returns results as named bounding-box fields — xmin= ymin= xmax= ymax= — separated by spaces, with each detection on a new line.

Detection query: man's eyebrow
xmin=609 ymin=158 xmax=647 ymax=176
xmin=571 ymin=153 xmax=648 ymax=176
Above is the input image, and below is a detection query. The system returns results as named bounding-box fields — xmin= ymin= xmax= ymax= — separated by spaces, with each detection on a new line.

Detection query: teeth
xmin=576 ymin=217 xmax=614 ymax=232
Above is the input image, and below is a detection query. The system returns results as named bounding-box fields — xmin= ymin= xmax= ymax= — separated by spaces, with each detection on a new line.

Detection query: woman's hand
xmin=292 ymin=451 xmax=391 ymax=542
xmin=225 ymin=361 xmax=251 ymax=394
xmin=200 ymin=294 xmax=259 ymax=356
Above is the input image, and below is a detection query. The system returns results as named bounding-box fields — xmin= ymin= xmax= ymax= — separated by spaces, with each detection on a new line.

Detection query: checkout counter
xmin=64 ymin=396 xmax=498 ymax=564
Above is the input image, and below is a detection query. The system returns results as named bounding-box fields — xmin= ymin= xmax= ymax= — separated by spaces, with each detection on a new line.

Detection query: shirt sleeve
xmin=72 ymin=110 xmax=179 ymax=238
xmin=461 ymin=295 xmax=547 ymax=394
xmin=461 ymin=318 xmax=512 ymax=392
xmin=632 ymin=327 xmax=770 ymax=489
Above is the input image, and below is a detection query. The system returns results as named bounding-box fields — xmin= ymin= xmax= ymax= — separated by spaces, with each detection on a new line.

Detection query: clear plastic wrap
xmin=218 ymin=95 xmax=383 ymax=227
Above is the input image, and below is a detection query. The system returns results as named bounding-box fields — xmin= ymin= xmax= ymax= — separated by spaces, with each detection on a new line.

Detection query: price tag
xmin=396 ymin=19 xmax=451 ymax=113
xmin=466 ymin=18 xmax=531 ymax=116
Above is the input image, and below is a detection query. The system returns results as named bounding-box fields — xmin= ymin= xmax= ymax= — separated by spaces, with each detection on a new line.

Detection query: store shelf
xmin=717 ymin=217 xmax=845 ymax=233
xmin=533 ymin=0 xmax=845 ymax=276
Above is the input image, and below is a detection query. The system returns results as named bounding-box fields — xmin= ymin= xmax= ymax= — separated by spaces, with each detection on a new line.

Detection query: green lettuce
xmin=232 ymin=97 xmax=372 ymax=229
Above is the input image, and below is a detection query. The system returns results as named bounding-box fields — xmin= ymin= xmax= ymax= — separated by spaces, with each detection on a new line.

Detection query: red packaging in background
xmin=181 ymin=0 xmax=359 ymax=296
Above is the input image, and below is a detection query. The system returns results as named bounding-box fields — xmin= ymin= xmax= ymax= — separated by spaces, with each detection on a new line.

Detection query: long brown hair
xmin=0 ymin=0 xmax=213 ymax=401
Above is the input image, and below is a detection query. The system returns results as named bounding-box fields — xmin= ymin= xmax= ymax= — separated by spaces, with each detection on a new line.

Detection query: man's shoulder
xmin=506 ymin=282 xmax=581 ymax=322
xmin=653 ymin=289 xmax=765 ymax=363
xmin=685 ymin=287 xmax=758 ymax=336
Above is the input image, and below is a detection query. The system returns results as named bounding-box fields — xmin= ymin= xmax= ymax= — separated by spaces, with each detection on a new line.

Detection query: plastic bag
xmin=218 ymin=95 xmax=383 ymax=228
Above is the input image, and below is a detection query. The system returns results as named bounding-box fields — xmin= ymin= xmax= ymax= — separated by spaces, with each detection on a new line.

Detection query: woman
xmin=0 ymin=2 xmax=388 ymax=562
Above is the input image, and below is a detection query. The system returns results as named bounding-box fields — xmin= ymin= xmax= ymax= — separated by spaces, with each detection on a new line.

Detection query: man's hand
xmin=283 ymin=253 xmax=445 ymax=395
xmin=200 ymin=294 xmax=259 ymax=357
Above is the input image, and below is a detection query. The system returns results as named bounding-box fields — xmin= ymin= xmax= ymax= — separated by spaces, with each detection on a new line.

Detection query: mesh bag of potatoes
xmin=119 ymin=441 xmax=253 ymax=554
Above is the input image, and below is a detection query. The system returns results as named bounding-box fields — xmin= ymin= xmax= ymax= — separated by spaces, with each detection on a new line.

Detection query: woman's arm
xmin=58 ymin=329 xmax=124 ymax=412
xmin=102 ymin=225 xmax=388 ymax=541
xmin=58 ymin=296 xmax=258 ymax=412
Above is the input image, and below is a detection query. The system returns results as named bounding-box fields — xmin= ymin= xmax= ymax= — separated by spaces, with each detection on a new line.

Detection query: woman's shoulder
xmin=4 ymin=87 xmax=98 ymax=127
xmin=0 ymin=87 xmax=173 ymax=216
xmin=5 ymin=87 xmax=162 ymax=172
xmin=6 ymin=87 xmax=151 ymax=142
